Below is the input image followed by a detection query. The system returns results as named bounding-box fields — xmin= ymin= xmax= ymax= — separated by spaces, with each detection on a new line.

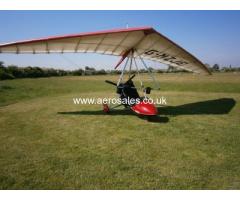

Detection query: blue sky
xmin=0 ymin=11 xmax=240 ymax=70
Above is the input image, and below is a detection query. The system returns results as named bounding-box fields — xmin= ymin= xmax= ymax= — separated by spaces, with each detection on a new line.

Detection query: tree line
xmin=0 ymin=61 xmax=239 ymax=80
xmin=206 ymin=63 xmax=240 ymax=72
xmin=0 ymin=62 xmax=120 ymax=80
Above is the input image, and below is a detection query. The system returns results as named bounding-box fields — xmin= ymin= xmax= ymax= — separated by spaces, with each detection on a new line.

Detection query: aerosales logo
xmin=72 ymin=97 xmax=167 ymax=105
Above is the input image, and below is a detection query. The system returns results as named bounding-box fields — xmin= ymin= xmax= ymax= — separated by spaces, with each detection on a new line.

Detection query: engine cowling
xmin=131 ymin=101 xmax=158 ymax=116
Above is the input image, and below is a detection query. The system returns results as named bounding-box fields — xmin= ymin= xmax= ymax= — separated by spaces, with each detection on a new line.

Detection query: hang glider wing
xmin=0 ymin=27 xmax=210 ymax=74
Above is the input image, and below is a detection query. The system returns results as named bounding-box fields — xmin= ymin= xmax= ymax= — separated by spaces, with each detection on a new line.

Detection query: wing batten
xmin=74 ymin=38 xmax=81 ymax=52
xmin=111 ymin=32 xmax=129 ymax=55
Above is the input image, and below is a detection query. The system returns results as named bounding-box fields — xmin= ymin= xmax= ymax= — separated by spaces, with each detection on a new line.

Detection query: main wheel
xmin=102 ymin=103 xmax=110 ymax=113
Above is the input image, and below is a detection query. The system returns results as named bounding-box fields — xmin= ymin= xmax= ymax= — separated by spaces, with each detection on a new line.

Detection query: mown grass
xmin=0 ymin=72 xmax=240 ymax=189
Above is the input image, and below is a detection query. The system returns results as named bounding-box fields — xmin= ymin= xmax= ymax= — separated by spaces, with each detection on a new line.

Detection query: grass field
xmin=0 ymin=73 xmax=240 ymax=189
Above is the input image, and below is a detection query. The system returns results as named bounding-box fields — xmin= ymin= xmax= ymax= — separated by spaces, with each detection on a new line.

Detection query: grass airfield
xmin=0 ymin=73 xmax=240 ymax=189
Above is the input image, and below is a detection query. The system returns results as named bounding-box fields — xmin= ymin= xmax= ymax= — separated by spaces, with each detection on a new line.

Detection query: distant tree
xmin=58 ymin=69 xmax=69 ymax=76
xmin=0 ymin=61 xmax=4 ymax=68
xmin=212 ymin=64 xmax=220 ymax=71
xmin=85 ymin=66 xmax=96 ymax=71
xmin=96 ymin=69 xmax=107 ymax=75
xmin=166 ymin=65 xmax=189 ymax=73
xmin=7 ymin=65 xmax=24 ymax=78
xmin=221 ymin=65 xmax=240 ymax=72
xmin=23 ymin=66 xmax=34 ymax=77
xmin=34 ymin=67 xmax=45 ymax=77
xmin=72 ymin=68 xmax=84 ymax=76
xmin=156 ymin=69 xmax=164 ymax=73
xmin=0 ymin=63 xmax=16 ymax=80
xmin=222 ymin=66 xmax=230 ymax=72
xmin=0 ymin=64 xmax=72 ymax=80
xmin=0 ymin=68 xmax=15 ymax=80
xmin=84 ymin=66 xmax=96 ymax=75
xmin=109 ymin=70 xmax=121 ymax=75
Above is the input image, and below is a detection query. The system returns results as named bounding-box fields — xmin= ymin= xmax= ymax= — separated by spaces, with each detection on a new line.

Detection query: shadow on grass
xmin=58 ymin=109 xmax=133 ymax=116
xmin=58 ymin=98 xmax=235 ymax=123
xmin=158 ymin=98 xmax=236 ymax=116
xmin=58 ymin=108 xmax=170 ymax=123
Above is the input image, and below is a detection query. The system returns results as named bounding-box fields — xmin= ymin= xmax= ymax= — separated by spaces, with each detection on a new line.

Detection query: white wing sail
xmin=0 ymin=27 xmax=210 ymax=74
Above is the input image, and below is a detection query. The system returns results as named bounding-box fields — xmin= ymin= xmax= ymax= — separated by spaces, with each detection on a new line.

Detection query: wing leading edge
xmin=0 ymin=27 xmax=211 ymax=74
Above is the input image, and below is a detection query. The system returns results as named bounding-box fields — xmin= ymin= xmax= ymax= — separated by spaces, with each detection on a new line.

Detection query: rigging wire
xmin=59 ymin=54 xmax=82 ymax=69
xmin=133 ymin=57 xmax=144 ymax=89
xmin=128 ymin=51 xmax=133 ymax=78
xmin=135 ymin=49 xmax=160 ymax=90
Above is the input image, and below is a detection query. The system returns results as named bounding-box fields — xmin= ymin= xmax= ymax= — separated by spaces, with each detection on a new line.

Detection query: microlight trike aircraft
xmin=0 ymin=27 xmax=211 ymax=117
